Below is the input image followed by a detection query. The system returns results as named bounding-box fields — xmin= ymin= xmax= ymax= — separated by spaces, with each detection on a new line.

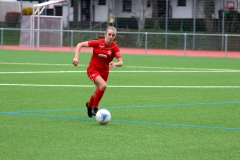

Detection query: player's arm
xmin=73 ymin=41 xmax=89 ymax=66
xmin=109 ymin=57 xmax=123 ymax=68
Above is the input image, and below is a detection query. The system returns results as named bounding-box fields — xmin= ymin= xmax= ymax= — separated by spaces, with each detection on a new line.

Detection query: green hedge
xmin=116 ymin=18 xmax=218 ymax=32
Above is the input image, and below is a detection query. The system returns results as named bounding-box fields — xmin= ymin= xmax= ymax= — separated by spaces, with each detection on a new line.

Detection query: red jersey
xmin=88 ymin=39 xmax=121 ymax=73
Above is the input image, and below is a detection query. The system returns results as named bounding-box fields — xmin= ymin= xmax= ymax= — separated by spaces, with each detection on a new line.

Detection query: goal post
xmin=31 ymin=15 xmax=63 ymax=47
xmin=20 ymin=0 xmax=68 ymax=48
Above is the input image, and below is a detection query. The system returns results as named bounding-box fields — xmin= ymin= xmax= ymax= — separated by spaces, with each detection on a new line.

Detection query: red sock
xmin=93 ymin=89 xmax=104 ymax=108
xmin=88 ymin=95 xmax=94 ymax=108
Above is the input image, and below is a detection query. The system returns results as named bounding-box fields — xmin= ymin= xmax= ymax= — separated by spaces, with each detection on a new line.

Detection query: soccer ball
xmin=95 ymin=109 xmax=111 ymax=124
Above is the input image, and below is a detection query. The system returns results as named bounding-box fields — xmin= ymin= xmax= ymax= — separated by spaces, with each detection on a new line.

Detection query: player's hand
xmin=109 ymin=62 xmax=115 ymax=68
xmin=72 ymin=58 xmax=78 ymax=67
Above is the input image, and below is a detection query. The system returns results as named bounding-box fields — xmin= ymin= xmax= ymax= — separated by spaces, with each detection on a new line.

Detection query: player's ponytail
xmin=96 ymin=34 xmax=105 ymax=39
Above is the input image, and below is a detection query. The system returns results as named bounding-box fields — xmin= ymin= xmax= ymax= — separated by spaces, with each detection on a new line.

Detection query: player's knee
xmin=100 ymin=82 xmax=107 ymax=90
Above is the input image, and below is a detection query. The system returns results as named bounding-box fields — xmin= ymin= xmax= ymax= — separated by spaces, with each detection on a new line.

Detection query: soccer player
xmin=72 ymin=26 xmax=123 ymax=117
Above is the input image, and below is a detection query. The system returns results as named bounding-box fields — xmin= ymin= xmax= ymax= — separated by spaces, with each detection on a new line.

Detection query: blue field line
xmin=1 ymin=101 xmax=240 ymax=131
xmin=110 ymin=119 xmax=240 ymax=131
xmin=0 ymin=111 xmax=89 ymax=121
xmin=1 ymin=100 xmax=240 ymax=114
xmin=1 ymin=111 xmax=240 ymax=131
xmin=105 ymin=101 xmax=240 ymax=110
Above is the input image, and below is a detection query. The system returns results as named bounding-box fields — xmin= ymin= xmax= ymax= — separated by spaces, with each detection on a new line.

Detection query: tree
xmin=73 ymin=0 xmax=79 ymax=27
xmin=132 ymin=0 xmax=151 ymax=47
xmin=203 ymin=0 xmax=214 ymax=33
xmin=152 ymin=0 xmax=159 ymax=29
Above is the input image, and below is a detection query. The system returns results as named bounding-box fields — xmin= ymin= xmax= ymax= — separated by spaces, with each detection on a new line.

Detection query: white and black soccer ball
xmin=95 ymin=109 xmax=111 ymax=124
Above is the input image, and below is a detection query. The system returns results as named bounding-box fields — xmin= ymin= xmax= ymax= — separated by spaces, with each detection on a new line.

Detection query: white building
xmin=0 ymin=0 xmax=239 ymax=27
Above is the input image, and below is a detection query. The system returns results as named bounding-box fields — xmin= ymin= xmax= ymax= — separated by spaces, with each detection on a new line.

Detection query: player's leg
xmin=86 ymin=100 xmax=92 ymax=118
xmin=86 ymin=84 xmax=99 ymax=117
xmin=91 ymin=75 xmax=107 ymax=116
xmin=86 ymin=67 xmax=99 ymax=117
xmin=86 ymin=67 xmax=109 ymax=116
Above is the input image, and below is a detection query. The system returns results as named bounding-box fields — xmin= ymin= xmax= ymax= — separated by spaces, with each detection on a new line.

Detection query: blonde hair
xmin=105 ymin=26 xmax=117 ymax=33
xmin=96 ymin=26 xmax=117 ymax=41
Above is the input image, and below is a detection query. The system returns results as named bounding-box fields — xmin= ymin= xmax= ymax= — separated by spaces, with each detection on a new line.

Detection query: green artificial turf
xmin=0 ymin=50 xmax=240 ymax=159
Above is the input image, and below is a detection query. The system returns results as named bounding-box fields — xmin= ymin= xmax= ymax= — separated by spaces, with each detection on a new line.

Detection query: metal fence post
xmin=1 ymin=28 xmax=3 ymax=49
xmin=71 ymin=30 xmax=73 ymax=52
xmin=184 ymin=33 xmax=187 ymax=56
xmin=145 ymin=32 xmax=148 ymax=55
xmin=225 ymin=34 xmax=228 ymax=57
xmin=35 ymin=29 xmax=38 ymax=50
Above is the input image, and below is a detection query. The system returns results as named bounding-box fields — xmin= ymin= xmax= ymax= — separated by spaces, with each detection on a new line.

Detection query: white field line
xmin=125 ymin=65 xmax=240 ymax=71
xmin=0 ymin=62 xmax=85 ymax=67
xmin=0 ymin=62 xmax=240 ymax=72
xmin=0 ymin=70 xmax=240 ymax=74
xmin=0 ymin=84 xmax=240 ymax=88
xmin=0 ymin=71 xmax=86 ymax=74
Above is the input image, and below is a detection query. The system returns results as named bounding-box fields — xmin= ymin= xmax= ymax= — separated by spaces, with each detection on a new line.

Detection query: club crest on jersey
xmin=108 ymin=50 xmax=112 ymax=55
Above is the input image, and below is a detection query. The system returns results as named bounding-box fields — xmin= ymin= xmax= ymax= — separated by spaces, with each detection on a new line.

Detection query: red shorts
xmin=87 ymin=66 xmax=109 ymax=82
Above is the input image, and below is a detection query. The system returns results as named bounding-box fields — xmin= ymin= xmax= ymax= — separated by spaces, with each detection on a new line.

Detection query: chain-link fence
xmin=0 ymin=0 xmax=240 ymax=55
xmin=1 ymin=28 xmax=240 ymax=54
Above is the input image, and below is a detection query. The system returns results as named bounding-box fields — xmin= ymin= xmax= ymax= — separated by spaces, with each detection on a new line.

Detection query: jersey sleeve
xmin=114 ymin=45 xmax=121 ymax=58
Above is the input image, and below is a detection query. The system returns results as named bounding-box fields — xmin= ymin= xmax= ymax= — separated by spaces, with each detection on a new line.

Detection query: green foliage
xmin=1 ymin=29 xmax=20 ymax=45
xmin=116 ymin=18 xmax=217 ymax=32
xmin=116 ymin=18 xmax=138 ymax=29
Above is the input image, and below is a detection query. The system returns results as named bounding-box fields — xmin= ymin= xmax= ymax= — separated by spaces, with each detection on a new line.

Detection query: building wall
xmin=171 ymin=0 xmax=193 ymax=18
xmin=113 ymin=0 xmax=152 ymax=18
xmin=62 ymin=3 xmax=73 ymax=27
xmin=0 ymin=0 xmax=233 ymax=25
xmin=169 ymin=0 xmax=225 ymax=19
xmin=93 ymin=0 xmax=109 ymax=22
xmin=113 ymin=0 xmax=144 ymax=18
xmin=0 ymin=1 xmax=20 ymax=22
xmin=0 ymin=1 xmax=39 ymax=22
xmin=212 ymin=1 xmax=223 ymax=19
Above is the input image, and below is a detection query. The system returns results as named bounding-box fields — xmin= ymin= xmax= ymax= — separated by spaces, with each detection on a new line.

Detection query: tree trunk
xmin=204 ymin=0 xmax=214 ymax=33
xmin=152 ymin=0 xmax=159 ymax=29
xmin=73 ymin=0 xmax=79 ymax=27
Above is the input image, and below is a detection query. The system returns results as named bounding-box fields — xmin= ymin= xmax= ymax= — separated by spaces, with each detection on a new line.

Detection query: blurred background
xmin=0 ymin=0 xmax=240 ymax=52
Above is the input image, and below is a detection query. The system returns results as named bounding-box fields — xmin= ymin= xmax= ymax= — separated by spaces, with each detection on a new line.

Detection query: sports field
xmin=1 ymin=50 xmax=240 ymax=159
